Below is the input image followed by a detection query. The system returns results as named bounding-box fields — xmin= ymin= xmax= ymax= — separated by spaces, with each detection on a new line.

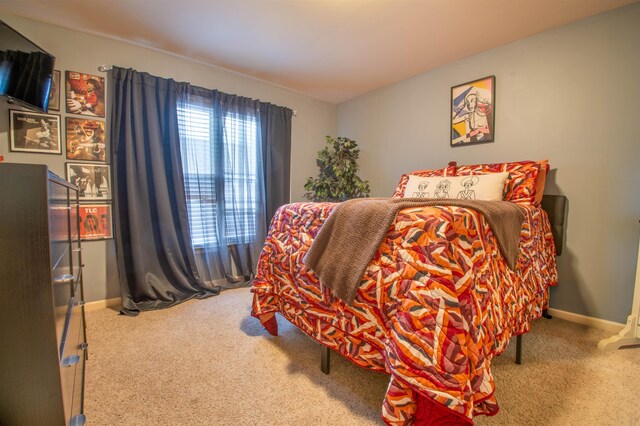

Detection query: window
xmin=221 ymin=112 xmax=259 ymax=244
xmin=178 ymin=101 xmax=259 ymax=247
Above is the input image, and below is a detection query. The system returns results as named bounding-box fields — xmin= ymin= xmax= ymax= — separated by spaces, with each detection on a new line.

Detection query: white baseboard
xmin=84 ymin=297 xmax=121 ymax=312
xmin=547 ymin=308 xmax=625 ymax=333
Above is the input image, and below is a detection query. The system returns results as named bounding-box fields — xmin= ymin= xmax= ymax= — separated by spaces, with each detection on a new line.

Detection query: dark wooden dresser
xmin=0 ymin=163 xmax=87 ymax=426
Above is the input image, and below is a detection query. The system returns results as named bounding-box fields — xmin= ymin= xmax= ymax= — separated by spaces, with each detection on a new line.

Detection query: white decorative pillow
xmin=403 ymin=172 xmax=509 ymax=201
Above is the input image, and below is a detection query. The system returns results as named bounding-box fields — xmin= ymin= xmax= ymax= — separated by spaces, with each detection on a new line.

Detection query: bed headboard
xmin=541 ymin=195 xmax=568 ymax=256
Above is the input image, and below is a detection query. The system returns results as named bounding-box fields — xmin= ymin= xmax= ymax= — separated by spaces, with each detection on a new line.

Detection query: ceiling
xmin=0 ymin=0 xmax=636 ymax=104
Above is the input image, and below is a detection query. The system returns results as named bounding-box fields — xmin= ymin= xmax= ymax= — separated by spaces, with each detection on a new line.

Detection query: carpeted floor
xmin=85 ymin=288 xmax=640 ymax=425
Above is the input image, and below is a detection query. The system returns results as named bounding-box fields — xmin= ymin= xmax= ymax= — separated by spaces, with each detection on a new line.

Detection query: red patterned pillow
xmin=455 ymin=160 xmax=543 ymax=204
xmin=533 ymin=160 xmax=550 ymax=205
xmin=392 ymin=162 xmax=456 ymax=198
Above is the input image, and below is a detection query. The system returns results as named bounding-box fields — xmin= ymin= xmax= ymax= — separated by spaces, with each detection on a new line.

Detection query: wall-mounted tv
xmin=0 ymin=19 xmax=55 ymax=112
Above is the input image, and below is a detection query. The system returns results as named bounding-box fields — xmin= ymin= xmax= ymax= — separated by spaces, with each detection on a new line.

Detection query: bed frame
xmin=319 ymin=194 xmax=568 ymax=374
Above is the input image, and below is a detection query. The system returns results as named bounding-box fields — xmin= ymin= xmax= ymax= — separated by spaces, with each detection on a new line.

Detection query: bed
xmin=251 ymin=160 xmax=559 ymax=425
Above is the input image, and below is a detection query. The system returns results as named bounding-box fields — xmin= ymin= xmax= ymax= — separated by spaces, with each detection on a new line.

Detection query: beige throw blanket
xmin=303 ymin=198 xmax=525 ymax=305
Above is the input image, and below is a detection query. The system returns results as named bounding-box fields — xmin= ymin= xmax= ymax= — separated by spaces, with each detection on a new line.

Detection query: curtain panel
xmin=109 ymin=67 xmax=292 ymax=313
xmin=260 ymin=103 xmax=293 ymax=225
xmin=108 ymin=67 xmax=220 ymax=315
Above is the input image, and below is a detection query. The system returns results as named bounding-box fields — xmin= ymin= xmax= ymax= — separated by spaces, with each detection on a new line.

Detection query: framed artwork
xmin=9 ymin=110 xmax=62 ymax=154
xmin=66 ymin=163 xmax=111 ymax=201
xmin=48 ymin=70 xmax=61 ymax=111
xmin=79 ymin=204 xmax=113 ymax=241
xmin=451 ymin=75 xmax=495 ymax=147
xmin=65 ymin=71 xmax=105 ymax=117
xmin=65 ymin=117 xmax=106 ymax=162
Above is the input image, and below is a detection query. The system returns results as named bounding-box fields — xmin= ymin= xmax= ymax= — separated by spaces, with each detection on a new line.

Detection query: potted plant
xmin=304 ymin=136 xmax=370 ymax=202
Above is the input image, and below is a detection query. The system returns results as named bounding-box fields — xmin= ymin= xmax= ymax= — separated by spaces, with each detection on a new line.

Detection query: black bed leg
xmin=321 ymin=345 xmax=331 ymax=375
xmin=542 ymin=309 xmax=552 ymax=319
xmin=515 ymin=334 xmax=523 ymax=365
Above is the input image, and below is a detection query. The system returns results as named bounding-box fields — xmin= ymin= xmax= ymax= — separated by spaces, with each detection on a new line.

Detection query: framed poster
xmin=65 ymin=117 xmax=106 ymax=162
xmin=451 ymin=75 xmax=495 ymax=147
xmin=66 ymin=163 xmax=111 ymax=201
xmin=79 ymin=204 xmax=113 ymax=240
xmin=48 ymin=70 xmax=61 ymax=111
xmin=65 ymin=71 xmax=105 ymax=117
xmin=9 ymin=110 xmax=62 ymax=154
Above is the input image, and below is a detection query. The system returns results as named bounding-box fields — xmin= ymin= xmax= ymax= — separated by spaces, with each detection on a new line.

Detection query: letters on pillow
xmin=403 ymin=172 xmax=509 ymax=201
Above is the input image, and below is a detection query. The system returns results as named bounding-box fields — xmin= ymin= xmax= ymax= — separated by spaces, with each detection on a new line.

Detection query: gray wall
xmin=337 ymin=3 xmax=640 ymax=323
xmin=0 ymin=15 xmax=337 ymax=303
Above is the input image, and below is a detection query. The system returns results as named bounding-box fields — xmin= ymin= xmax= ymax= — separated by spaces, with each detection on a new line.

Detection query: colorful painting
xmin=79 ymin=204 xmax=113 ymax=240
xmin=9 ymin=110 xmax=61 ymax=154
xmin=65 ymin=117 xmax=106 ymax=162
xmin=65 ymin=71 xmax=105 ymax=117
xmin=451 ymin=75 xmax=495 ymax=146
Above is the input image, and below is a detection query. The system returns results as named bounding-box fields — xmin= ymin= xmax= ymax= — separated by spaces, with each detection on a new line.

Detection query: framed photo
xmin=66 ymin=163 xmax=111 ymax=201
xmin=451 ymin=75 xmax=495 ymax=147
xmin=65 ymin=71 xmax=105 ymax=117
xmin=79 ymin=204 xmax=113 ymax=241
xmin=65 ymin=117 xmax=106 ymax=162
xmin=9 ymin=110 xmax=62 ymax=154
xmin=48 ymin=70 xmax=61 ymax=111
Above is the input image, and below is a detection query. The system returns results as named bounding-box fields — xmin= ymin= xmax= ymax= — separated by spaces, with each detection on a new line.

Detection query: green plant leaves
xmin=304 ymin=136 xmax=370 ymax=202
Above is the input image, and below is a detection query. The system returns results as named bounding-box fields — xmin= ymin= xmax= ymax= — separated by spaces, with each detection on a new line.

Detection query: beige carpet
xmin=85 ymin=288 xmax=640 ymax=425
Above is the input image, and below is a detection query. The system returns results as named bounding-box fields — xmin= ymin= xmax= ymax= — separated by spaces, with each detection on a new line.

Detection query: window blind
xmin=178 ymin=102 xmax=259 ymax=248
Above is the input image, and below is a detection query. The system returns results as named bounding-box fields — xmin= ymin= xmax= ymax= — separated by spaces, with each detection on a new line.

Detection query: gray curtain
xmin=260 ymin=103 xmax=293 ymax=224
xmin=109 ymin=67 xmax=220 ymax=316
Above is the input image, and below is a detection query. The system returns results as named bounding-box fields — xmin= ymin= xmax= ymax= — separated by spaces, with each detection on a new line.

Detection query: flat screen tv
xmin=0 ymin=19 xmax=55 ymax=112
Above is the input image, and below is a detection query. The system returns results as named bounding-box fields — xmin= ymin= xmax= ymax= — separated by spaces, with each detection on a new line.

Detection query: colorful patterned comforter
xmin=251 ymin=202 xmax=557 ymax=425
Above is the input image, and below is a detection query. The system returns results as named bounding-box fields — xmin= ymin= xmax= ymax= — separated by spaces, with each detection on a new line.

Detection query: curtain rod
xmin=97 ymin=64 xmax=297 ymax=116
